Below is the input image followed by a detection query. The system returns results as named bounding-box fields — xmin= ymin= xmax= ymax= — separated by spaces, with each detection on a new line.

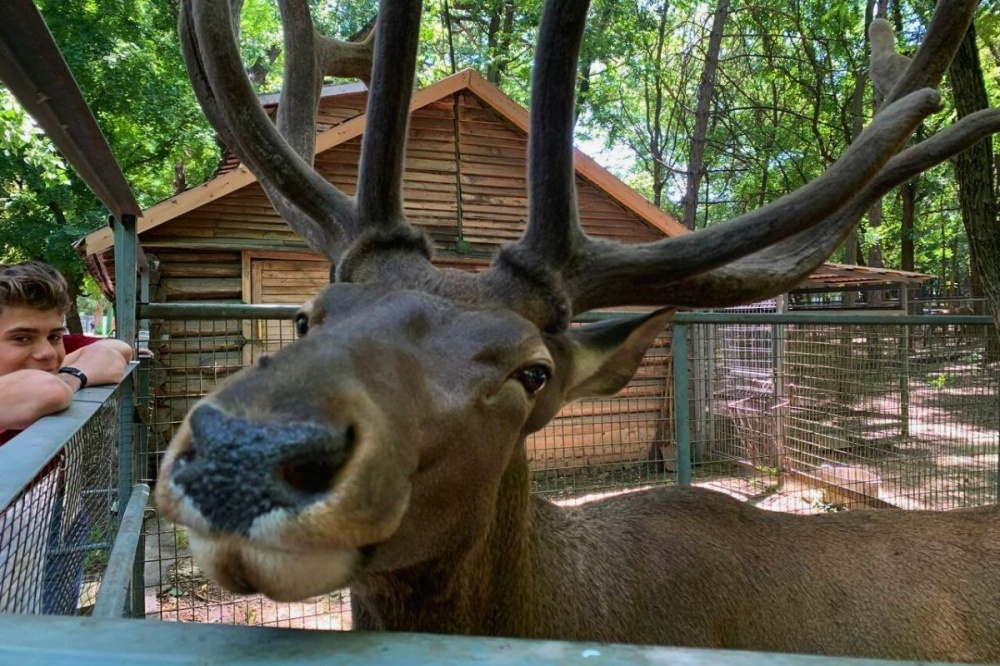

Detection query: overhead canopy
xmin=0 ymin=0 xmax=141 ymax=223
xmin=797 ymin=263 xmax=930 ymax=289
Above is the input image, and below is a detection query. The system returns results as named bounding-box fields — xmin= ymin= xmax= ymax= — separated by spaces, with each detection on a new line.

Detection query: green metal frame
xmin=0 ymin=613 xmax=952 ymax=666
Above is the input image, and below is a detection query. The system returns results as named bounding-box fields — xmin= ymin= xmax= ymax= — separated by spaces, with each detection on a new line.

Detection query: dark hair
xmin=0 ymin=261 xmax=72 ymax=316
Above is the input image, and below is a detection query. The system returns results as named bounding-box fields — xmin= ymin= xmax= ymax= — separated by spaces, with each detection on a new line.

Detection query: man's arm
xmin=63 ymin=338 xmax=133 ymax=365
xmin=60 ymin=342 xmax=129 ymax=388
xmin=0 ymin=370 xmax=74 ymax=430
xmin=0 ymin=343 xmax=130 ymax=431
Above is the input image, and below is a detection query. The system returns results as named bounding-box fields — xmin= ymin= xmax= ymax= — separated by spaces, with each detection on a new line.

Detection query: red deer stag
xmin=158 ymin=0 xmax=1000 ymax=660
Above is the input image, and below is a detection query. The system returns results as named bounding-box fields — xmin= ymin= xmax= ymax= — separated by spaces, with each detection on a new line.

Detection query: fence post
xmin=900 ymin=285 xmax=910 ymax=438
xmin=114 ymin=213 xmax=138 ymax=512
xmin=673 ymin=322 xmax=692 ymax=486
xmin=772 ymin=296 xmax=787 ymax=487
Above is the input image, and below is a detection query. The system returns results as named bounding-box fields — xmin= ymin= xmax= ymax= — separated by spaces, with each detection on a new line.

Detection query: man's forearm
xmin=0 ymin=370 xmax=75 ymax=430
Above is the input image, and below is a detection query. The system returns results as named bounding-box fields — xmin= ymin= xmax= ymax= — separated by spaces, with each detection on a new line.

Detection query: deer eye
xmin=294 ymin=313 xmax=310 ymax=338
xmin=513 ymin=364 xmax=551 ymax=395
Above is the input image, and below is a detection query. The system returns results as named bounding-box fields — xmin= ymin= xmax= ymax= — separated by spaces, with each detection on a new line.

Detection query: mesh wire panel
xmin=0 ymin=388 xmax=121 ymax=615
xmin=687 ymin=316 xmax=998 ymax=514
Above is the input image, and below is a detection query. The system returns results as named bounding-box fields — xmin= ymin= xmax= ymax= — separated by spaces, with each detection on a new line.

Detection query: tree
xmin=0 ymin=0 xmax=218 ymax=329
xmin=681 ymin=0 xmax=729 ymax=230
xmin=948 ymin=18 xmax=1000 ymax=343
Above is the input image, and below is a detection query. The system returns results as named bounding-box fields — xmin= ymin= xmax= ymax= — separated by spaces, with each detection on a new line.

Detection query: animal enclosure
xmin=133 ymin=305 xmax=999 ymax=628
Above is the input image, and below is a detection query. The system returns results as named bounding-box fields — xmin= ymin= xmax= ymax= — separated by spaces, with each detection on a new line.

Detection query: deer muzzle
xmin=169 ymin=403 xmax=355 ymax=535
xmin=157 ymin=394 xmax=414 ymax=601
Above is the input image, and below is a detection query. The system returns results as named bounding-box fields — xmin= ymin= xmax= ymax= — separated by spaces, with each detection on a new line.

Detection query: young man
xmin=0 ymin=261 xmax=131 ymax=445
xmin=0 ymin=261 xmax=132 ymax=614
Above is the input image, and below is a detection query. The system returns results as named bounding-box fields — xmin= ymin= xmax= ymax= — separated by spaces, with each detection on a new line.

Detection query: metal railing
xmin=0 ymin=364 xmax=139 ymax=616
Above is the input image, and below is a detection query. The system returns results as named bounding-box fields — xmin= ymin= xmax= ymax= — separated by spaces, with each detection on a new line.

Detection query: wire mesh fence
xmin=135 ymin=305 xmax=999 ymax=632
xmin=0 ymin=383 xmax=125 ymax=615
xmin=677 ymin=313 xmax=999 ymax=515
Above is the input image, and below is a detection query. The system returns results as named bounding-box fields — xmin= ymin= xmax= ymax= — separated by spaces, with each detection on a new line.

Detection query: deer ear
xmin=562 ymin=309 xmax=674 ymax=402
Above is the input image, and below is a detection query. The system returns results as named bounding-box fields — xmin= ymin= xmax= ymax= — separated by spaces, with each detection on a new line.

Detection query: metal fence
xmin=676 ymin=312 xmax=999 ymax=514
xmin=134 ymin=304 xmax=999 ymax=632
xmin=0 ymin=370 xmax=135 ymax=616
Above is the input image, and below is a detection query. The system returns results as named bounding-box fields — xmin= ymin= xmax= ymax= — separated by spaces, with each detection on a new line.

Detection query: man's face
xmin=0 ymin=306 xmax=67 ymax=376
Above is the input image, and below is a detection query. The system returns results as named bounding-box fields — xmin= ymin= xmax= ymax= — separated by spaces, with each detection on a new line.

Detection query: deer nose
xmin=171 ymin=403 xmax=355 ymax=535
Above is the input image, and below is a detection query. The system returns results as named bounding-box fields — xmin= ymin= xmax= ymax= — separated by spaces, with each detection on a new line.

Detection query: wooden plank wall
xmin=137 ymin=87 xmax=672 ymax=477
xmin=143 ymin=90 xmax=664 ymax=255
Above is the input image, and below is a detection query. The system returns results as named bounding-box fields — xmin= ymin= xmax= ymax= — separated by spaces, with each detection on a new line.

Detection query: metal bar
xmin=138 ymin=302 xmax=643 ymax=323
xmin=115 ymin=210 xmax=138 ymax=515
xmin=691 ymin=324 xmax=706 ymax=462
xmin=900 ymin=287 xmax=911 ymax=438
xmin=114 ymin=214 xmax=138 ymax=348
xmin=673 ymin=313 xmax=993 ymax=326
xmin=0 ymin=1 xmax=140 ymax=220
xmin=673 ymin=322 xmax=692 ymax=486
xmin=0 ymin=613 xmax=941 ymax=665
xmin=140 ymin=303 xmax=299 ymax=320
xmin=48 ymin=542 xmax=114 ymax=557
xmin=114 ymin=364 xmax=139 ymax=513
xmin=129 ymin=515 xmax=146 ymax=618
xmin=92 ymin=484 xmax=150 ymax=619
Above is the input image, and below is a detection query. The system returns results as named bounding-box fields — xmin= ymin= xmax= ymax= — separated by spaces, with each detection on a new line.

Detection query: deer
xmin=156 ymin=0 xmax=1000 ymax=661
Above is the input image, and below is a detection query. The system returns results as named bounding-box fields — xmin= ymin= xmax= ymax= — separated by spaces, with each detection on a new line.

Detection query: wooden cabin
xmin=79 ymin=69 xmax=686 ymax=476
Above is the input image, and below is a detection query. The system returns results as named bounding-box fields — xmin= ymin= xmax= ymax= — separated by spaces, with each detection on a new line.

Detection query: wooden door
xmin=246 ymin=255 xmax=330 ymax=362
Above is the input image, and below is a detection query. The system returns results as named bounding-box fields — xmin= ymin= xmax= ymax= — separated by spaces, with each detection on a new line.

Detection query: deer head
xmin=157 ymin=0 xmax=996 ymax=605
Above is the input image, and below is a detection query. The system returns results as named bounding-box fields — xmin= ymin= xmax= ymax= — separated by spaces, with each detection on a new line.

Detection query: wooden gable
xmin=139 ymin=91 xmax=666 ymax=261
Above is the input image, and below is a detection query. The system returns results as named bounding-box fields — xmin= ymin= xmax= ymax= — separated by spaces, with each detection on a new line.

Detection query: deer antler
xmin=179 ymin=0 xmax=428 ymax=268
xmin=485 ymin=0 xmax=986 ymax=319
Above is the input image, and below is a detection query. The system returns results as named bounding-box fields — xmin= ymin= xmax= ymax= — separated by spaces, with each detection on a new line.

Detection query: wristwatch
xmin=58 ymin=366 xmax=88 ymax=389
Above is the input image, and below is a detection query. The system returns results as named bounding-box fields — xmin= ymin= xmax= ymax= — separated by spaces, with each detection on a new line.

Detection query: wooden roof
xmin=79 ymin=69 xmax=686 ymax=257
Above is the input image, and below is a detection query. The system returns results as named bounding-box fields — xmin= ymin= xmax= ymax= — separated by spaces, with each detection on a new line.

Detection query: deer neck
xmin=351 ymin=447 xmax=546 ymax=636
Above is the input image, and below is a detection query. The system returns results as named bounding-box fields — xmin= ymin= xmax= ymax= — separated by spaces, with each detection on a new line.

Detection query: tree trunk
xmin=842 ymin=0 xmax=877 ymax=273
xmin=900 ymin=180 xmax=915 ymax=272
xmin=681 ymin=0 xmax=729 ymax=230
xmin=64 ymin=275 xmax=83 ymax=334
xmin=948 ymin=21 xmax=1000 ymax=361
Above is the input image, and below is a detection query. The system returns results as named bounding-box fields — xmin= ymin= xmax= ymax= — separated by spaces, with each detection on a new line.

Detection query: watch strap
xmin=58 ymin=366 xmax=88 ymax=389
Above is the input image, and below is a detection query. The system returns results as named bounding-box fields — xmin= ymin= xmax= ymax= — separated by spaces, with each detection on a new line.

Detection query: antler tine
xmin=355 ymin=0 xmax=424 ymax=231
xmin=573 ymin=107 xmax=1000 ymax=311
xmin=551 ymin=0 xmax=981 ymax=316
xmin=180 ymin=0 xmax=359 ymax=261
xmin=517 ymin=0 xmax=592 ymax=268
xmin=881 ymin=0 xmax=978 ymax=108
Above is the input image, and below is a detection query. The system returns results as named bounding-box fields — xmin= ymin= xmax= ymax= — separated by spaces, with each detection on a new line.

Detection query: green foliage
xmin=0 ymin=0 xmax=993 ymax=301
xmin=0 ymin=0 xmax=218 ymax=289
